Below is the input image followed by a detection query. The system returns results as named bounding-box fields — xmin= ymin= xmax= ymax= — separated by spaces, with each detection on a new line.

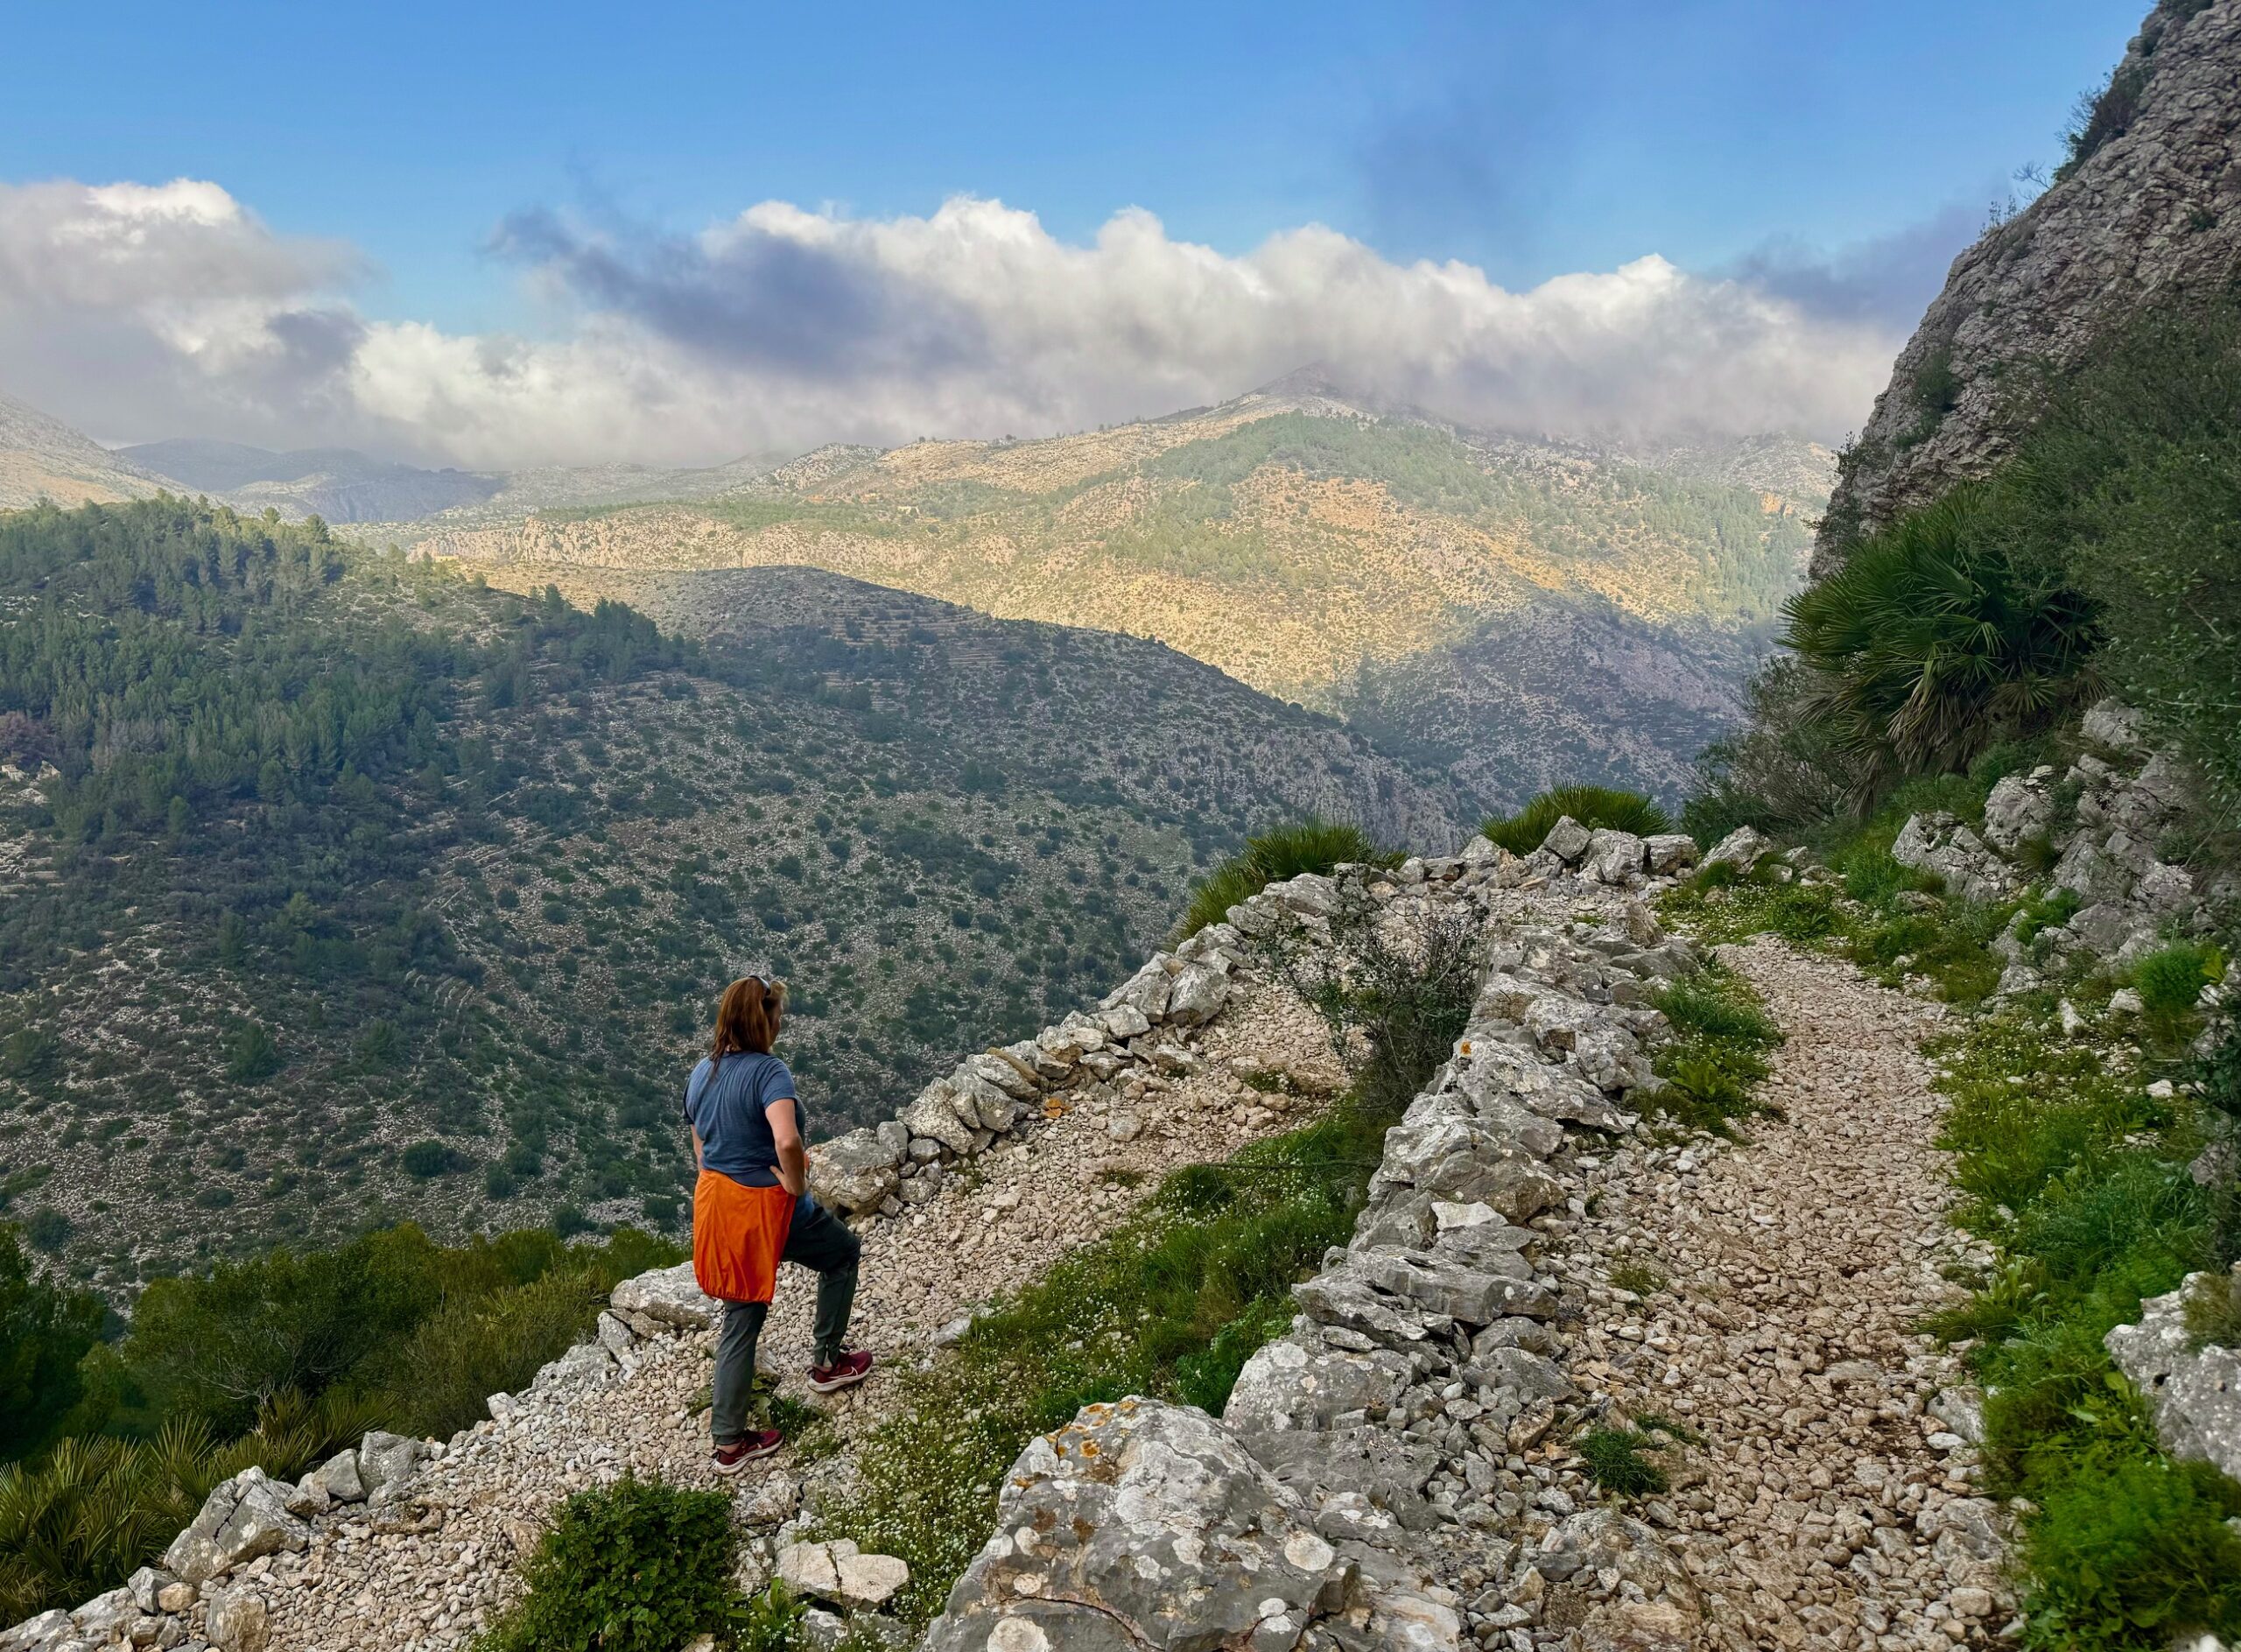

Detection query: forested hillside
xmin=415 ymin=389 xmax=1828 ymax=807
xmin=0 ymin=499 xmax=1466 ymax=1299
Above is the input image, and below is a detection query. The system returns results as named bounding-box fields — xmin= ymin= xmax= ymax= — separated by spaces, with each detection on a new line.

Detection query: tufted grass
xmin=1177 ymin=818 xmax=1401 ymax=939
xmin=1480 ymin=786 xmax=1669 ymax=856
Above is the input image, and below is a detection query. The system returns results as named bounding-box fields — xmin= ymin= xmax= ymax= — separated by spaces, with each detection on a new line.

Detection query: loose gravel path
xmin=1567 ymin=936 xmax=2012 ymax=1651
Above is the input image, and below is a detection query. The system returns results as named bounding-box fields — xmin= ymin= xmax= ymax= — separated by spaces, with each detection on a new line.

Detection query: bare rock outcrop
xmin=1816 ymin=0 xmax=2241 ymax=573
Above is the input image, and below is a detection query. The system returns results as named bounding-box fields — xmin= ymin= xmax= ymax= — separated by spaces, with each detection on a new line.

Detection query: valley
xmin=0 ymin=500 xmax=1462 ymax=1299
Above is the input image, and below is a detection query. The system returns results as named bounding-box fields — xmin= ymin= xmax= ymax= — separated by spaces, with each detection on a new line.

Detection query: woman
xmin=685 ymin=974 xmax=872 ymax=1471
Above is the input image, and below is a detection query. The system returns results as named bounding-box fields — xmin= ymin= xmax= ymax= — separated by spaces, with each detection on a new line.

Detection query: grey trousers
xmin=710 ymin=1193 xmax=861 ymax=1444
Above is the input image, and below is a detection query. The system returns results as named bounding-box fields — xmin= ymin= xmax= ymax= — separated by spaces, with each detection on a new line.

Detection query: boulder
xmin=1240 ymin=1426 xmax=1441 ymax=1534
xmin=1891 ymin=812 xmax=2017 ymax=905
xmin=1101 ymin=958 xmax=1175 ymax=1022
xmin=1351 ymin=1248 xmax=1528 ymax=1325
xmin=610 ymin=1262 xmax=720 ymax=1331
xmin=921 ymin=1399 xmax=1360 ymax=1652
xmin=2081 ymin=697 xmax=2147 ymax=755
xmin=1702 ymin=826 xmax=1771 ymax=873
xmin=163 ymin=1468 xmax=308 ymax=1585
xmin=1163 ymin=962 xmax=1232 ymax=1026
xmin=776 ymin=1539 xmax=911 ymax=1610
xmin=1585 ymin=829 xmax=1647 ymax=885
xmin=1223 ymin=1337 xmax=1413 ymax=1433
xmin=1539 ymin=816 xmax=1593 ymax=865
xmin=1981 ymin=771 xmax=2054 ymax=853
xmin=1641 ymin=833 xmax=1700 ymax=875
xmin=300 ymin=1452 xmax=365 ymax=1497
xmin=967 ymin=1051 xmax=1040 ymax=1101
xmin=203 ymin=1585 xmax=270 ymax=1652
xmin=357 ymin=1431 xmax=430 ymax=1504
xmin=67 ymin=1590 xmax=133 ymax=1644
xmin=900 ymin=1084 xmax=977 ymax=1155
xmin=0 ymin=1613 xmax=70 ymax=1652
xmin=807 ymin=1127 xmax=902 ymax=1215
xmin=1271 ymin=872 xmax=1342 ymax=916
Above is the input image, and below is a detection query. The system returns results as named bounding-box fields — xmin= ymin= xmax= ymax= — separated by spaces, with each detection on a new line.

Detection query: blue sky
xmin=4 ymin=0 xmax=2133 ymax=331
xmin=0 ymin=1 xmax=2146 ymax=462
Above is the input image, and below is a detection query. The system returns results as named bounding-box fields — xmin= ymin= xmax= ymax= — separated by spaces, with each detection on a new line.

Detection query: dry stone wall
xmin=921 ymin=828 xmax=1711 ymax=1652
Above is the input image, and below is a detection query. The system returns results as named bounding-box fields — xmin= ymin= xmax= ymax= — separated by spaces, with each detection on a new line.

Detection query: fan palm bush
xmin=1481 ymin=785 xmax=1669 ymax=854
xmin=1177 ymin=819 xmax=1397 ymax=938
xmin=1781 ymin=483 xmax=2099 ymax=799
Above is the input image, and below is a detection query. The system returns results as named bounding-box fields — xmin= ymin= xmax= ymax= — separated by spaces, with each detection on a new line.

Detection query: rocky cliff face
xmin=1815 ymin=0 xmax=2241 ymax=574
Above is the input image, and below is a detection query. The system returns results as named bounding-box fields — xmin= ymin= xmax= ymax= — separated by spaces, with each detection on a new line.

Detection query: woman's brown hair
xmin=710 ymin=975 xmax=787 ymax=1062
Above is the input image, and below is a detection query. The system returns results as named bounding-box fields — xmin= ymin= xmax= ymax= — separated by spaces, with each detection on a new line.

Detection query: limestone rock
xmin=163 ymin=1468 xmax=309 ymax=1585
xmin=203 ymin=1585 xmax=269 ymax=1652
xmin=921 ymin=1398 xmax=1359 ymax=1652
xmin=808 ymin=1126 xmax=903 ymax=1215
xmin=357 ymin=1431 xmax=430 ymax=1505
xmin=1223 ymin=1338 xmax=1412 ymax=1433
xmin=1585 ymin=829 xmax=1647 ymax=885
xmin=610 ymin=1262 xmax=720 ymax=1331
xmin=1981 ymin=770 xmax=2054 ymax=853
xmin=1702 ymin=826 xmax=1771 ymax=873
xmin=1163 ymin=961 xmax=1232 ymax=1026
xmin=1891 ymin=812 xmax=2017 ymax=905
xmin=2107 ymin=1270 xmax=2241 ymax=1481
xmin=1540 ymin=816 xmax=1593 ymax=865
xmin=305 ymin=1447 xmax=365 ymax=1508
xmin=901 ymin=1083 xmax=977 ymax=1154
xmin=1641 ymin=833 xmax=1700 ymax=875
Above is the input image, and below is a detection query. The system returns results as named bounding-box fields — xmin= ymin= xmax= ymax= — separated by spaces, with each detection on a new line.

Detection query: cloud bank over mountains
xmin=0 ymin=176 xmax=1917 ymax=467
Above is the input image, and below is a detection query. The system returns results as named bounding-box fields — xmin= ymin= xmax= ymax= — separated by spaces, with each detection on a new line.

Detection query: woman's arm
xmin=766 ymin=1096 xmax=809 ymax=1197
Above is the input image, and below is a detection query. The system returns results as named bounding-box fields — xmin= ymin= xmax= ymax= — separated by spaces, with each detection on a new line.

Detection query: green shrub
xmin=1482 ymin=786 xmax=1669 ymax=855
xmin=1782 ymin=484 xmax=2099 ymax=798
xmin=474 ymin=1475 xmax=798 ymax=1652
xmin=0 ymin=1227 xmax=102 ymax=1463
xmin=2024 ymin=1455 xmax=2241 ymax=1648
xmin=1177 ymin=818 xmax=1396 ymax=939
xmin=2132 ymin=942 xmax=2224 ymax=1038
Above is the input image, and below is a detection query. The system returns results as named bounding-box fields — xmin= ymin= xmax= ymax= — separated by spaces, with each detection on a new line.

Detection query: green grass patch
xmin=1481 ymin=785 xmax=1669 ymax=856
xmin=1928 ymin=999 xmax=2241 ymax=1648
xmin=1608 ymin=1262 xmax=1666 ymax=1298
xmin=1641 ymin=964 xmax=1781 ymax=1136
xmin=2132 ymin=941 xmax=2225 ymax=1044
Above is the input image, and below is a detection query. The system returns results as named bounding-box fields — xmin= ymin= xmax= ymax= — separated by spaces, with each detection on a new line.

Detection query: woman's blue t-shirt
xmin=685 ymin=1051 xmax=799 ymax=1186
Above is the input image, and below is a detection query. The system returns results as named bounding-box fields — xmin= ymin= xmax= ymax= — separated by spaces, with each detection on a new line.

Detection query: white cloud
xmin=0 ymin=178 xmax=1902 ymax=467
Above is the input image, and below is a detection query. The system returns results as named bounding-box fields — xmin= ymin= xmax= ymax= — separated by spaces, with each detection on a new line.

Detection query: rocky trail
xmin=1547 ymin=936 xmax=2013 ymax=1650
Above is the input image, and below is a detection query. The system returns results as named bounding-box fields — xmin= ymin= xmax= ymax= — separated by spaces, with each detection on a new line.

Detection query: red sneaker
xmin=712 ymin=1431 xmax=783 ymax=1473
xmin=808 ymin=1349 xmax=874 ymax=1393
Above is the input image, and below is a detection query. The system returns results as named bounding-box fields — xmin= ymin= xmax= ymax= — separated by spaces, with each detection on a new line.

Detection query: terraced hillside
xmin=0 ymin=501 xmax=1465 ymax=1300
xmin=413 ymin=383 xmax=1830 ymax=806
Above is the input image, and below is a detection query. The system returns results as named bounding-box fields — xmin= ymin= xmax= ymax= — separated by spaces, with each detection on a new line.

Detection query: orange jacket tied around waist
xmin=692 ymin=1168 xmax=796 ymax=1304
